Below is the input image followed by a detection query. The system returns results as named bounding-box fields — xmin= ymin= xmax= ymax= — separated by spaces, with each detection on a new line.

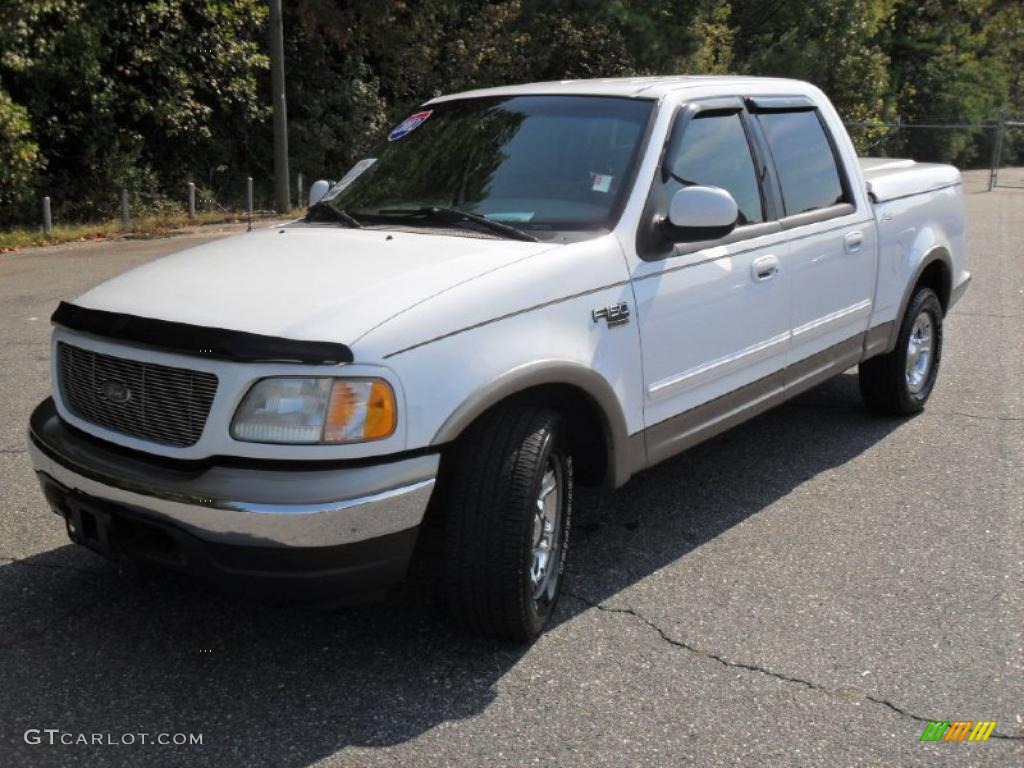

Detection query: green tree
xmin=887 ymin=0 xmax=1009 ymax=165
xmin=0 ymin=0 xmax=268 ymax=220
xmin=0 ymin=86 xmax=41 ymax=210
xmin=730 ymin=0 xmax=896 ymax=122
xmin=2 ymin=0 xmax=1022 ymax=225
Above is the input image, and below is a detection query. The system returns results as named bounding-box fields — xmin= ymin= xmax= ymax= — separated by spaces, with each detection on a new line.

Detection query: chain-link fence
xmin=990 ymin=121 xmax=1024 ymax=189
xmin=844 ymin=117 xmax=1024 ymax=192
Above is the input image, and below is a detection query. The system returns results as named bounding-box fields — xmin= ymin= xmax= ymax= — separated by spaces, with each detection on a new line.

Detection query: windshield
xmin=320 ymin=95 xmax=654 ymax=234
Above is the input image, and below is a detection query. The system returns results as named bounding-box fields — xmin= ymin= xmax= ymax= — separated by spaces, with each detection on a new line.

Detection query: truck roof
xmin=427 ymin=75 xmax=815 ymax=103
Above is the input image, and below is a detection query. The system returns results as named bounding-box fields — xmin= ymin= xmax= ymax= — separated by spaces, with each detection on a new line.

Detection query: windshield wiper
xmin=376 ymin=206 xmax=538 ymax=243
xmin=305 ymin=201 xmax=363 ymax=229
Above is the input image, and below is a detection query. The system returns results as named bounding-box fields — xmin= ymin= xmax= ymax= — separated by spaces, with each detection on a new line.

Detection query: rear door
xmin=748 ymin=98 xmax=878 ymax=372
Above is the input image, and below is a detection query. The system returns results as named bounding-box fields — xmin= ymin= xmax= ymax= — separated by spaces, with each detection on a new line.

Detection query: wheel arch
xmin=885 ymin=245 xmax=953 ymax=353
xmin=431 ymin=360 xmax=641 ymax=488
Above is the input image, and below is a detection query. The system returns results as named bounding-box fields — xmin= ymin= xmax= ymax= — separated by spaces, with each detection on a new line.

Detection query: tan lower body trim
xmin=643 ymin=333 xmax=865 ymax=468
xmin=862 ymin=321 xmax=896 ymax=359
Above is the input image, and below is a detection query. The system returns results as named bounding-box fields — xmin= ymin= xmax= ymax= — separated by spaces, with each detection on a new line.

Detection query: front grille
xmin=57 ymin=342 xmax=218 ymax=447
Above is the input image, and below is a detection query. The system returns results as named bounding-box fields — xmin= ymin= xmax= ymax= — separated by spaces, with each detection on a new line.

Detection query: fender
xmin=431 ymin=360 xmax=643 ymax=488
xmin=884 ymin=245 xmax=953 ymax=353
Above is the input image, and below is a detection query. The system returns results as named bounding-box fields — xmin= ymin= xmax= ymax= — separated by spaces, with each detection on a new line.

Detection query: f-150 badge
xmin=592 ymin=302 xmax=630 ymax=327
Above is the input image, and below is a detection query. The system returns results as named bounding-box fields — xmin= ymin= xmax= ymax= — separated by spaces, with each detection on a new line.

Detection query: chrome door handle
xmin=751 ymin=255 xmax=780 ymax=282
xmin=845 ymin=231 xmax=864 ymax=253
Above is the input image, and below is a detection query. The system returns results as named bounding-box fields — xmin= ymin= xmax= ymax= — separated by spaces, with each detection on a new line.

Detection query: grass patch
xmin=0 ymin=209 xmax=303 ymax=253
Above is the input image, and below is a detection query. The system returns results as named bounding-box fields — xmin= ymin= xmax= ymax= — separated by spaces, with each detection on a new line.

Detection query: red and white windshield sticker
xmin=388 ymin=110 xmax=433 ymax=141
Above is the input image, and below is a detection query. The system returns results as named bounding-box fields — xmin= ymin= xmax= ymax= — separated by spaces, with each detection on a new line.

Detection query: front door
xmin=630 ymin=100 xmax=792 ymax=464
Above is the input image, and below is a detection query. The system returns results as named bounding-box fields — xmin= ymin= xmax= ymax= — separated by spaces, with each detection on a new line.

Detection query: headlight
xmin=231 ymin=377 xmax=396 ymax=444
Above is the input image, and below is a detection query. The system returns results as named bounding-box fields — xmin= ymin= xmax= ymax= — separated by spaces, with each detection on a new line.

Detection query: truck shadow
xmin=0 ymin=371 xmax=904 ymax=766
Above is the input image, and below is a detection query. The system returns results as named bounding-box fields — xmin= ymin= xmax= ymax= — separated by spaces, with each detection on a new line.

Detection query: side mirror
xmin=664 ymin=185 xmax=739 ymax=242
xmin=308 ymin=179 xmax=331 ymax=207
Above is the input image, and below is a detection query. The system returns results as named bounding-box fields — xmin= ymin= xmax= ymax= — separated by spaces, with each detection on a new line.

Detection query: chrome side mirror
xmin=308 ymin=180 xmax=331 ymax=207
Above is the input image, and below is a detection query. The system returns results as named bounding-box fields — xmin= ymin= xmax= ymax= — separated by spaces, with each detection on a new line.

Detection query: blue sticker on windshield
xmin=388 ymin=110 xmax=433 ymax=141
xmin=488 ymin=212 xmax=535 ymax=223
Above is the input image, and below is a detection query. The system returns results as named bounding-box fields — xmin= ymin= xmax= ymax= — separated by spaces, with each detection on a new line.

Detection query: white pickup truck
xmin=29 ymin=76 xmax=969 ymax=639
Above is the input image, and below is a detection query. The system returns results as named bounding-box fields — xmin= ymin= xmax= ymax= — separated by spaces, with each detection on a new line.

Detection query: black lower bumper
xmin=38 ymin=471 xmax=418 ymax=598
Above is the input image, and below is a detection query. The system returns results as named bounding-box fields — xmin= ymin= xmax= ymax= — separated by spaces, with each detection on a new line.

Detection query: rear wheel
xmin=859 ymin=287 xmax=943 ymax=415
xmin=444 ymin=406 xmax=572 ymax=640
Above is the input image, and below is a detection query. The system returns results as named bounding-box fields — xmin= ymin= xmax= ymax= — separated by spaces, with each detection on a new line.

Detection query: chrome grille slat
xmin=57 ymin=342 xmax=218 ymax=447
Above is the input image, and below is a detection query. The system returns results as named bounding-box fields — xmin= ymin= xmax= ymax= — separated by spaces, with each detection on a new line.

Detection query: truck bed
xmin=859 ymin=157 xmax=961 ymax=203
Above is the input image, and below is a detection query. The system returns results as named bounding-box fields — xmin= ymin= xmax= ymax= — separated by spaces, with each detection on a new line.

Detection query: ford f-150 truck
xmin=28 ymin=77 xmax=969 ymax=640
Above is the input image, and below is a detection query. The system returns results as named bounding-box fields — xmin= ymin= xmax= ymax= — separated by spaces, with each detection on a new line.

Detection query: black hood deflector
xmin=51 ymin=302 xmax=353 ymax=365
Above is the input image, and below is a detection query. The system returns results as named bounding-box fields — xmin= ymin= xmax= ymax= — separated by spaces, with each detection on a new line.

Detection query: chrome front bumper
xmin=28 ymin=398 xmax=437 ymax=587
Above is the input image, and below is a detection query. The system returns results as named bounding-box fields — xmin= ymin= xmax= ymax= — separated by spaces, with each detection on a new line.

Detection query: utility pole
xmin=268 ymin=0 xmax=290 ymax=212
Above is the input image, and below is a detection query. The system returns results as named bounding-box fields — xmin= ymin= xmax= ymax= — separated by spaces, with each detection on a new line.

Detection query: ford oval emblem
xmin=101 ymin=379 xmax=131 ymax=404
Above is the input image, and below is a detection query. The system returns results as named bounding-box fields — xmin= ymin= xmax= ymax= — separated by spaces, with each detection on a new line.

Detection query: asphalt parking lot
xmin=1 ymin=185 xmax=1022 ymax=767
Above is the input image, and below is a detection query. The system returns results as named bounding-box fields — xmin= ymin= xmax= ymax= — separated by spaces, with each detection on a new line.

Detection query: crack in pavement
xmin=566 ymin=591 xmax=1024 ymax=742
xmin=0 ymin=447 xmax=27 ymax=454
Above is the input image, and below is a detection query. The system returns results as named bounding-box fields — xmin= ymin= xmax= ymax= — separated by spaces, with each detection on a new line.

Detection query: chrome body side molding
xmin=647 ymin=332 xmax=790 ymax=400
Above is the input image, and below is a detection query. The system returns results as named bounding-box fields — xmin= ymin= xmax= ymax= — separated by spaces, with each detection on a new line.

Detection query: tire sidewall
xmin=521 ymin=420 xmax=573 ymax=636
xmin=896 ymin=289 xmax=943 ymax=412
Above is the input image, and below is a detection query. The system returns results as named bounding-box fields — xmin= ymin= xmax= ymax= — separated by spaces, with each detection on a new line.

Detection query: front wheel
xmin=444 ymin=406 xmax=573 ymax=640
xmin=859 ymin=287 xmax=943 ymax=415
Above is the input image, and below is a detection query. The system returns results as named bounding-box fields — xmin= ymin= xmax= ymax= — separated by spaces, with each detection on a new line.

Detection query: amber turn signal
xmin=323 ymin=379 xmax=396 ymax=442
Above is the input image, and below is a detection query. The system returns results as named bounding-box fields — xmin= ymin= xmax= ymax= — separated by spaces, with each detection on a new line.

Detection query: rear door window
xmin=758 ymin=110 xmax=846 ymax=216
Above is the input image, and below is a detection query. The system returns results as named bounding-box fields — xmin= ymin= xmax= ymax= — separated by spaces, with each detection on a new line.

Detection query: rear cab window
xmin=751 ymin=103 xmax=854 ymax=223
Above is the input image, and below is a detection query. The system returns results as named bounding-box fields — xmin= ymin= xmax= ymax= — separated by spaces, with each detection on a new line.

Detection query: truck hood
xmin=73 ymin=225 xmax=555 ymax=346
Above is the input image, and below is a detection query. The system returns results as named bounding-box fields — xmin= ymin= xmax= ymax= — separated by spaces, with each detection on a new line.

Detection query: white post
xmin=121 ymin=187 xmax=130 ymax=227
xmin=187 ymin=182 xmax=196 ymax=219
xmin=297 ymin=172 xmax=304 ymax=208
xmin=42 ymin=196 xmax=53 ymax=236
xmin=247 ymin=176 xmax=254 ymax=231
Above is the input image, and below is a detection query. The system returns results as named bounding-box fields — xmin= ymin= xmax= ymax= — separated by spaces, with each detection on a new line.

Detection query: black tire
xmin=859 ymin=287 xmax=943 ymax=415
xmin=444 ymin=406 xmax=573 ymax=641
